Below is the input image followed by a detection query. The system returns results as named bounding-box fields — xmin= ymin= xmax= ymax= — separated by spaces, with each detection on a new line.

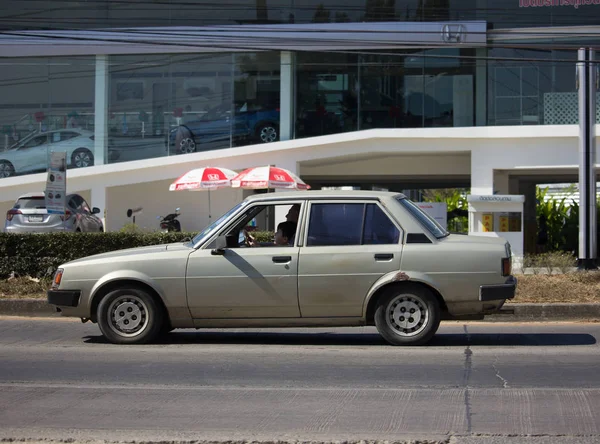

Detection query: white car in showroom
xmin=0 ymin=128 xmax=96 ymax=178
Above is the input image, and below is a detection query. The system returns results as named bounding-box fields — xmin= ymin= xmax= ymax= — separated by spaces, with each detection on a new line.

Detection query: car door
xmin=298 ymin=200 xmax=403 ymax=318
xmin=185 ymin=201 xmax=302 ymax=319
xmin=16 ymin=134 xmax=49 ymax=172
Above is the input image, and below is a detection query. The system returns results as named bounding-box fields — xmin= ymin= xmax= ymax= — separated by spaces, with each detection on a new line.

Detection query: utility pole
xmin=577 ymin=48 xmax=598 ymax=270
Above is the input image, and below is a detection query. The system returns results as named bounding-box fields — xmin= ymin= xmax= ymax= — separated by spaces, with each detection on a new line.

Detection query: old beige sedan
xmin=47 ymin=190 xmax=516 ymax=346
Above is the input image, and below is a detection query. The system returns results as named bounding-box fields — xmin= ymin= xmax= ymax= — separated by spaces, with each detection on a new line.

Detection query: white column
xmin=475 ymin=48 xmax=487 ymax=127
xmin=91 ymin=186 xmax=107 ymax=230
xmin=94 ymin=55 xmax=109 ymax=166
xmin=493 ymin=170 xmax=510 ymax=195
xmin=471 ymin=150 xmax=494 ymax=195
xmin=280 ymin=51 xmax=295 ymax=142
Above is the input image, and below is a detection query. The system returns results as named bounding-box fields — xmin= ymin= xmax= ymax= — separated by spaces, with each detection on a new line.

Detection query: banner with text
xmin=45 ymin=151 xmax=67 ymax=214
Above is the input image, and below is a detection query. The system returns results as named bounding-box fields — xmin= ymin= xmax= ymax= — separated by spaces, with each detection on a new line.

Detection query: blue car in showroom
xmin=167 ymin=102 xmax=279 ymax=154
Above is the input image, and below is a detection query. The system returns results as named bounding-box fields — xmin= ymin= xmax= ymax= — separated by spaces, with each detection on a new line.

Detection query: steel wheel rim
xmin=259 ymin=126 xmax=277 ymax=143
xmin=74 ymin=151 xmax=91 ymax=167
xmin=0 ymin=163 xmax=12 ymax=178
xmin=107 ymin=295 xmax=150 ymax=338
xmin=385 ymin=294 xmax=429 ymax=337
xmin=180 ymin=138 xmax=195 ymax=153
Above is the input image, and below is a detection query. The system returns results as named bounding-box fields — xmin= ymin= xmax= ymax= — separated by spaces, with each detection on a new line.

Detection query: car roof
xmin=244 ymin=190 xmax=406 ymax=202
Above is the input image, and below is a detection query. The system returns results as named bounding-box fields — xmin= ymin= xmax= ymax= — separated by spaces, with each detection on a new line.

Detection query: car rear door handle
xmin=374 ymin=253 xmax=394 ymax=261
xmin=272 ymin=256 xmax=292 ymax=264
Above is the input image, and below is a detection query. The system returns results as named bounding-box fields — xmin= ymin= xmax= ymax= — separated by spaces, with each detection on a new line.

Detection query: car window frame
xmin=302 ymin=199 xmax=404 ymax=248
xmin=201 ymin=199 xmax=307 ymax=250
xmin=19 ymin=135 xmax=48 ymax=150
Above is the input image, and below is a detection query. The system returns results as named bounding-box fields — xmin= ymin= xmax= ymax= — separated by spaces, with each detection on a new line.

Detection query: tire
xmin=175 ymin=127 xmax=196 ymax=154
xmin=72 ymin=148 xmax=94 ymax=168
xmin=374 ymin=284 xmax=441 ymax=346
xmin=0 ymin=160 xmax=15 ymax=178
xmin=97 ymin=287 xmax=163 ymax=345
xmin=255 ymin=122 xmax=278 ymax=143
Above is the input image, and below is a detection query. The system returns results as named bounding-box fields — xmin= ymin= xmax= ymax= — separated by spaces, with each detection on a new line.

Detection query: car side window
xmin=363 ymin=204 xmax=400 ymax=245
xmin=80 ymin=198 xmax=91 ymax=213
xmin=21 ymin=135 xmax=47 ymax=149
xmin=306 ymin=203 xmax=400 ymax=246
xmin=69 ymin=195 xmax=83 ymax=211
xmin=60 ymin=132 xmax=79 ymax=141
xmin=306 ymin=203 xmax=364 ymax=246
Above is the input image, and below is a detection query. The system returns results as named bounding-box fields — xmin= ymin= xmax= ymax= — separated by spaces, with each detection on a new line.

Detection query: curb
xmin=0 ymin=299 xmax=58 ymax=317
xmin=1 ymin=299 xmax=600 ymax=321
xmin=486 ymin=303 xmax=600 ymax=322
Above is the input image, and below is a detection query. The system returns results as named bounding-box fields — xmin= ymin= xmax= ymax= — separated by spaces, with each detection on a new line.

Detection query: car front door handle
xmin=374 ymin=253 xmax=394 ymax=261
xmin=272 ymin=256 xmax=292 ymax=264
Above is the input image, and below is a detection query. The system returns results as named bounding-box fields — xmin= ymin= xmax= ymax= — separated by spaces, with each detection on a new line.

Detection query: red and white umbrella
xmin=169 ymin=166 xmax=237 ymax=191
xmin=169 ymin=166 xmax=238 ymax=220
xmin=231 ymin=165 xmax=310 ymax=190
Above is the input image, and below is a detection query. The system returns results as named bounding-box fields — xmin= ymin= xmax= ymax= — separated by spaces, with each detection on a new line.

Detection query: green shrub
xmin=0 ymin=230 xmax=274 ymax=279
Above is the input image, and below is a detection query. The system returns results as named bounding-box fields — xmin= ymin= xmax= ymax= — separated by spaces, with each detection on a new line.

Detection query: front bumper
xmin=47 ymin=289 xmax=81 ymax=307
xmin=479 ymin=276 xmax=517 ymax=302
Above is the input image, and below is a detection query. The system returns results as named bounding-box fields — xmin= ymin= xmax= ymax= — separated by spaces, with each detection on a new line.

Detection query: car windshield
xmin=191 ymin=200 xmax=248 ymax=244
xmin=395 ymin=196 xmax=449 ymax=239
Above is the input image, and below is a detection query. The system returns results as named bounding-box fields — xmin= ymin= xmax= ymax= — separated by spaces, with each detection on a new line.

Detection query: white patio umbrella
xmin=230 ymin=165 xmax=310 ymax=231
xmin=169 ymin=166 xmax=237 ymax=220
xmin=230 ymin=165 xmax=311 ymax=190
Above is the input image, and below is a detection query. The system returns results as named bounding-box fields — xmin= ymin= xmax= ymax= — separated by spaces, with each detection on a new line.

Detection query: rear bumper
xmin=47 ymin=290 xmax=81 ymax=307
xmin=479 ymin=276 xmax=517 ymax=302
xmin=5 ymin=224 xmax=74 ymax=233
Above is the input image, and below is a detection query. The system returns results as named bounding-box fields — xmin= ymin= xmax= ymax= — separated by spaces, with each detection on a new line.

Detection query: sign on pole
xmin=45 ymin=151 xmax=67 ymax=215
xmin=417 ymin=202 xmax=448 ymax=230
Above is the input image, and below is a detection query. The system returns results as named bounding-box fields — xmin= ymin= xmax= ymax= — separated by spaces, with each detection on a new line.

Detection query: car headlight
xmin=52 ymin=268 xmax=64 ymax=290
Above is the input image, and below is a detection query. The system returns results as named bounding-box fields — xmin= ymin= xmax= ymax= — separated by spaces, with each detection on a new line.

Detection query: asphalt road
xmin=1 ymin=317 xmax=600 ymax=444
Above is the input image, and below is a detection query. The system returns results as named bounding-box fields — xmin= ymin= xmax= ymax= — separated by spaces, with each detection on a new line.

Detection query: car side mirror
xmin=92 ymin=207 xmax=101 ymax=214
xmin=211 ymin=235 xmax=228 ymax=256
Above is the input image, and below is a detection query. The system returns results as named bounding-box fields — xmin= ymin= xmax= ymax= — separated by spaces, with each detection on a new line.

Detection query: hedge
xmin=0 ymin=231 xmax=274 ymax=279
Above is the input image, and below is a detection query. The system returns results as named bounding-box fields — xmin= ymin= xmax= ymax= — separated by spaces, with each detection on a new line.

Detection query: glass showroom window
xmin=107 ymin=52 xmax=280 ymax=165
xmin=0 ymin=57 xmax=95 ymax=179
xmin=487 ymin=49 xmax=583 ymax=126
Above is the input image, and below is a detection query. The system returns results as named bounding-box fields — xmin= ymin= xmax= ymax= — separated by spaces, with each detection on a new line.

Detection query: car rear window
xmin=14 ymin=197 xmax=46 ymax=209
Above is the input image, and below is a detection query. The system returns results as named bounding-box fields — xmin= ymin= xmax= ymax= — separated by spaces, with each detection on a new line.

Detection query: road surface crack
xmin=462 ymin=324 xmax=473 ymax=434
xmin=492 ymin=354 xmax=509 ymax=388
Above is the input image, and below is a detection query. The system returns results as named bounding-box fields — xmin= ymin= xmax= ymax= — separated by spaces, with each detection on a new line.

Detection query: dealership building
xmin=0 ymin=0 xmax=599 ymax=253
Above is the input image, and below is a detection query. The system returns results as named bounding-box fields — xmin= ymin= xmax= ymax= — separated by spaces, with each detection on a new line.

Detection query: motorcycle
xmin=158 ymin=208 xmax=181 ymax=232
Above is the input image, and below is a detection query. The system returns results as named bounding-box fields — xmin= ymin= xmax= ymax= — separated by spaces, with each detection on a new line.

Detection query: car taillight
xmin=502 ymin=257 xmax=512 ymax=277
xmin=6 ymin=209 xmax=21 ymax=221
xmin=60 ymin=210 xmax=72 ymax=221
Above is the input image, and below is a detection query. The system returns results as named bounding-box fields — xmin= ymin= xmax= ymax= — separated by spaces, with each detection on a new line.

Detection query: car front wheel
xmin=374 ymin=284 xmax=441 ymax=346
xmin=0 ymin=160 xmax=15 ymax=178
xmin=97 ymin=287 xmax=163 ymax=344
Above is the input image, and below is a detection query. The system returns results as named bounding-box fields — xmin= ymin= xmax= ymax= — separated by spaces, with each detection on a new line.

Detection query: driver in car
xmin=247 ymin=221 xmax=297 ymax=247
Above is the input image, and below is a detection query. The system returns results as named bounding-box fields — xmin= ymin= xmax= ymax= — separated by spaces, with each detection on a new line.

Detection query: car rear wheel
xmin=374 ymin=284 xmax=441 ymax=346
xmin=175 ymin=127 xmax=196 ymax=154
xmin=72 ymin=148 xmax=94 ymax=168
xmin=0 ymin=160 xmax=15 ymax=178
xmin=256 ymin=123 xmax=278 ymax=143
xmin=97 ymin=287 xmax=163 ymax=345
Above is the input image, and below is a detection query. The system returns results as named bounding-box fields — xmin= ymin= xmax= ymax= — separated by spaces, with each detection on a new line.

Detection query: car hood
xmin=441 ymin=233 xmax=508 ymax=245
xmin=64 ymin=242 xmax=192 ymax=265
